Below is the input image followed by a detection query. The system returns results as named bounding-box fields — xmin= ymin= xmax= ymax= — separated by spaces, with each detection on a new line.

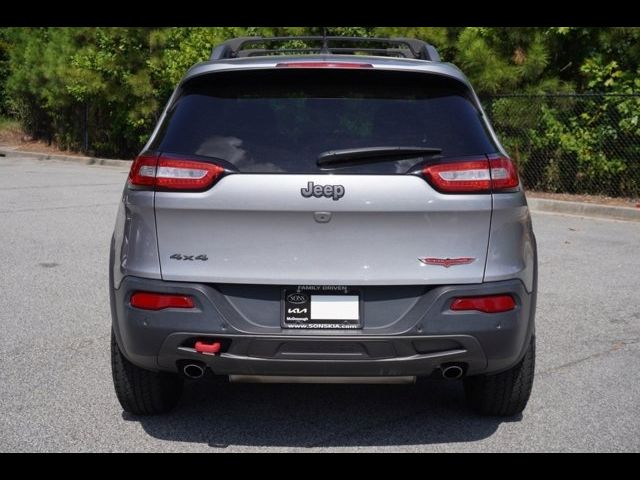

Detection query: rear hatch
xmin=149 ymin=67 xmax=501 ymax=286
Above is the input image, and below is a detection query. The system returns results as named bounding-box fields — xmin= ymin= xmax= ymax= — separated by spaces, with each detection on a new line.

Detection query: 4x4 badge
xmin=419 ymin=257 xmax=475 ymax=268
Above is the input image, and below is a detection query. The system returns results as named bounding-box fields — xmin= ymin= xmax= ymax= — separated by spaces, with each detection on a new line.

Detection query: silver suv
xmin=109 ymin=37 xmax=537 ymax=416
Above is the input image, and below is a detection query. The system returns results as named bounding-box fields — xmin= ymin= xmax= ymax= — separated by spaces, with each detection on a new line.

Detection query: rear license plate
xmin=282 ymin=286 xmax=362 ymax=329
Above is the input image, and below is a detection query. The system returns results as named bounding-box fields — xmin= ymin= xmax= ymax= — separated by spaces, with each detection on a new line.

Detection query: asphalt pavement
xmin=0 ymin=155 xmax=638 ymax=452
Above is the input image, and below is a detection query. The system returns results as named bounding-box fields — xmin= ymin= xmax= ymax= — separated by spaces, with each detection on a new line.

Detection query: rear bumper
xmin=110 ymin=276 xmax=536 ymax=377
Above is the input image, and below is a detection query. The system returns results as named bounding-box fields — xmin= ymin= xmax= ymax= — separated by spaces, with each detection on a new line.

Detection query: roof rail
xmin=210 ymin=36 xmax=441 ymax=62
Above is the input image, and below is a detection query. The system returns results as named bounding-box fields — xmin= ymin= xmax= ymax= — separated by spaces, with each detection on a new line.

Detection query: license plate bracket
xmin=281 ymin=286 xmax=362 ymax=329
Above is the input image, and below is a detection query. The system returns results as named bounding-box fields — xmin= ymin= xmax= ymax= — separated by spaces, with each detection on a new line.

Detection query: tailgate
xmin=155 ymin=174 xmax=491 ymax=285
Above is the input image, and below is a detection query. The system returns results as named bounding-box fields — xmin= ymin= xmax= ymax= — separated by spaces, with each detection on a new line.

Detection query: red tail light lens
xmin=422 ymin=156 xmax=519 ymax=193
xmin=423 ymin=159 xmax=491 ymax=193
xmin=129 ymin=155 xmax=158 ymax=187
xmin=488 ymin=156 xmax=519 ymax=190
xmin=129 ymin=154 xmax=224 ymax=191
xmin=276 ymin=62 xmax=373 ymax=69
xmin=451 ymin=294 xmax=516 ymax=313
xmin=155 ymin=158 xmax=224 ymax=190
xmin=130 ymin=292 xmax=194 ymax=311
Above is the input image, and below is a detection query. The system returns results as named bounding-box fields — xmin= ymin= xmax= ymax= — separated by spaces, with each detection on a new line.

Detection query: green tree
xmin=1 ymin=24 xmax=639 ymax=194
xmin=0 ymin=29 xmax=10 ymax=116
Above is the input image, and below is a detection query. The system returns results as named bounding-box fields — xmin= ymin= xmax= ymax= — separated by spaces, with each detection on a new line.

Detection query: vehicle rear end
xmin=110 ymin=54 xmax=536 ymax=416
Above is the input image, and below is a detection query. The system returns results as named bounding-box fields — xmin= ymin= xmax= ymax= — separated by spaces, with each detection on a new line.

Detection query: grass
xmin=0 ymin=115 xmax=20 ymax=130
xmin=0 ymin=115 xmax=23 ymax=144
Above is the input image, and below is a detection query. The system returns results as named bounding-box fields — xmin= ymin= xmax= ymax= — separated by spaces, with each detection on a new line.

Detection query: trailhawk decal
xmin=418 ymin=257 xmax=476 ymax=268
xmin=301 ymin=181 xmax=345 ymax=201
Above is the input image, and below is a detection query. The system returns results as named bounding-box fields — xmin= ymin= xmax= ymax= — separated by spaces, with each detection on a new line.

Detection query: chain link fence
xmin=482 ymin=94 xmax=640 ymax=199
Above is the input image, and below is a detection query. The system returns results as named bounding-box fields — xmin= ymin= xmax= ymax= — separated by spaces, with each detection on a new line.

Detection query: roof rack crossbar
xmin=237 ymin=47 xmax=414 ymax=58
xmin=210 ymin=36 xmax=440 ymax=62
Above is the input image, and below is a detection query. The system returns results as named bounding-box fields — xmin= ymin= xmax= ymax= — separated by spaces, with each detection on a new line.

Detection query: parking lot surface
xmin=0 ymin=155 xmax=638 ymax=452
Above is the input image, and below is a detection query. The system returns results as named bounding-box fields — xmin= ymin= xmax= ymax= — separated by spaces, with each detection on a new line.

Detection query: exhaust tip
xmin=441 ymin=364 xmax=465 ymax=380
xmin=183 ymin=363 xmax=205 ymax=379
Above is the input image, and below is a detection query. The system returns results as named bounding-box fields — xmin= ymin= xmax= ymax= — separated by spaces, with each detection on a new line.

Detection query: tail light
xmin=488 ymin=157 xmax=520 ymax=191
xmin=130 ymin=292 xmax=195 ymax=311
xmin=451 ymin=294 xmax=516 ymax=313
xmin=129 ymin=154 xmax=224 ymax=191
xmin=422 ymin=156 xmax=519 ymax=193
xmin=128 ymin=155 xmax=157 ymax=187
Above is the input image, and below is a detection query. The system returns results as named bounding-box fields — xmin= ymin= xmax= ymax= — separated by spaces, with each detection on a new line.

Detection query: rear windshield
xmin=151 ymin=69 xmax=498 ymax=174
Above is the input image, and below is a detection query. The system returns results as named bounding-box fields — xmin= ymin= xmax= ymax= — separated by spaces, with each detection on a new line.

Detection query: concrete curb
xmin=528 ymin=197 xmax=640 ymax=222
xmin=0 ymin=146 xmax=131 ymax=168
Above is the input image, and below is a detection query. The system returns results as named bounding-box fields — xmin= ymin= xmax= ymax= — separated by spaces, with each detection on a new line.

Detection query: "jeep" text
xmin=300 ymin=181 xmax=345 ymax=201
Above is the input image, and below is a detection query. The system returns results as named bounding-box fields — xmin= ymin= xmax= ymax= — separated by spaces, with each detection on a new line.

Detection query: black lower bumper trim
xmin=159 ymin=333 xmax=487 ymax=376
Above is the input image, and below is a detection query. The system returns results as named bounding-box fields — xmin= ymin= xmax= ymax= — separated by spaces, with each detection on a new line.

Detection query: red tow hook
xmin=194 ymin=340 xmax=221 ymax=355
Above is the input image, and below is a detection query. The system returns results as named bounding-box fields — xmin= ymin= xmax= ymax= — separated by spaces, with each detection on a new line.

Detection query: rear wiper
xmin=317 ymin=146 xmax=442 ymax=168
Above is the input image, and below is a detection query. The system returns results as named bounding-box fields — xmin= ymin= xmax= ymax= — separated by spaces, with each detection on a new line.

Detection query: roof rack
xmin=210 ymin=36 xmax=441 ymax=62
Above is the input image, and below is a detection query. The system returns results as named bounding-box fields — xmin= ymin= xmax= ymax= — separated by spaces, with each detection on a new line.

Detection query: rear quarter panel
xmin=111 ymin=188 xmax=162 ymax=289
xmin=484 ymin=192 xmax=536 ymax=292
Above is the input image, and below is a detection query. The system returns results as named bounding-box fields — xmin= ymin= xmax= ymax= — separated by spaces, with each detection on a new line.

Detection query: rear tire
xmin=110 ymin=330 xmax=183 ymax=415
xmin=463 ymin=335 xmax=535 ymax=416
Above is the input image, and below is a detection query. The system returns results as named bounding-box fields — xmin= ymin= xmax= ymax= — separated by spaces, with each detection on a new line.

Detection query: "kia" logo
xmin=287 ymin=293 xmax=308 ymax=304
xmin=287 ymin=308 xmax=308 ymax=314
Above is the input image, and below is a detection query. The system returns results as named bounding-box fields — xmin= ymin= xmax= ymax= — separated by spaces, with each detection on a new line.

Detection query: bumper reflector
xmin=451 ymin=295 xmax=516 ymax=313
xmin=130 ymin=292 xmax=194 ymax=311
